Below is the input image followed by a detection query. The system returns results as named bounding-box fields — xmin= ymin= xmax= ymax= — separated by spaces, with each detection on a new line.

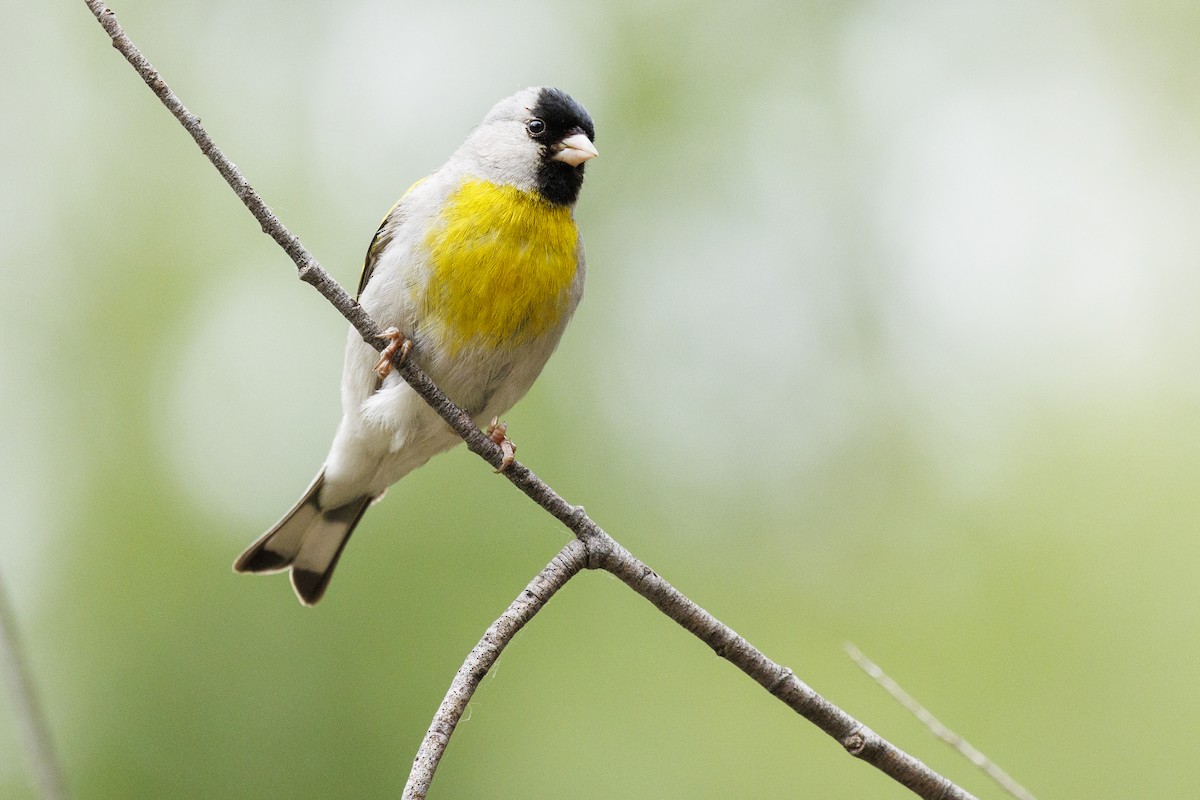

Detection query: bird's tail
xmin=233 ymin=470 xmax=373 ymax=605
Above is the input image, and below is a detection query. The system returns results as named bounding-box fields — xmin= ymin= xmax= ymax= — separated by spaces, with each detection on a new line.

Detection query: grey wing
xmin=357 ymin=200 xmax=407 ymax=299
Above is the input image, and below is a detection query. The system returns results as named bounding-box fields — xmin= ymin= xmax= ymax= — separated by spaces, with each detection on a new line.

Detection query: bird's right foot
xmin=485 ymin=417 xmax=517 ymax=472
xmin=373 ymin=327 xmax=412 ymax=379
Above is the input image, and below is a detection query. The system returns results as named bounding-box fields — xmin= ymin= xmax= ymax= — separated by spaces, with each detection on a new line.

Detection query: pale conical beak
xmin=552 ymin=133 xmax=599 ymax=166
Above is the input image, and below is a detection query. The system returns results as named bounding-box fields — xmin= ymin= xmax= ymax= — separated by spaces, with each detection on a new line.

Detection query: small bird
xmin=234 ymin=87 xmax=597 ymax=605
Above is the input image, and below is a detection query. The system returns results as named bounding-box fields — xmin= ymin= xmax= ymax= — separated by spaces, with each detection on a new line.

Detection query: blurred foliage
xmin=3 ymin=0 xmax=1200 ymax=797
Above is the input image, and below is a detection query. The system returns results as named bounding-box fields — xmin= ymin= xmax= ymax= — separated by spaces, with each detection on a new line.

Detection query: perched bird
xmin=234 ymin=87 xmax=597 ymax=605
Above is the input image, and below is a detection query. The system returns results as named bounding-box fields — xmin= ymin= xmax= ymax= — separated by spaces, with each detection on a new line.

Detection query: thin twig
xmin=592 ymin=534 xmax=974 ymax=799
xmin=0 ymin=572 xmax=68 ymax=800
xmin=404 ymin=539 xmax=588 ymax=800
xmin=84 ymin=4 xmax=988 ymax=798
xmin=846 ymin=643 xmax=1037 ymax=800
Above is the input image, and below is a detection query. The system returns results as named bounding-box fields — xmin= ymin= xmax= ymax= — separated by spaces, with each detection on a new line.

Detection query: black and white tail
xmin=233 ymin=471 xmax=373 ymax=605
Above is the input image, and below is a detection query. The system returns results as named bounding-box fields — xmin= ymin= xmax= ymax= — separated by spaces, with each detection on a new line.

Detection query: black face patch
xmin=532 ymin=88 xmax=596 ymax=143
xmin=530 ymin=88 xmax=596 ymax=206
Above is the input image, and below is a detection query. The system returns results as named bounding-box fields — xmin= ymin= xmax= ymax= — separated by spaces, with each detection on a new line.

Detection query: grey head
xmin=454 ymin=86 xmax=598 ymax=205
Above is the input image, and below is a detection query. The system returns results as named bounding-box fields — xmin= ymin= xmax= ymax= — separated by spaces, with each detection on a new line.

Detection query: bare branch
xmin=84 ymin=4 xmax=993 ymax=798
xmin=591 ymin=534 xmax=976 ymax=799
xmin=846 ymin=643 xmax=1037 ymax=800
xmin=404 ymin=539 xmax=588 ymax=800
xmin=0 ymin=572 xmax=68 ymax=800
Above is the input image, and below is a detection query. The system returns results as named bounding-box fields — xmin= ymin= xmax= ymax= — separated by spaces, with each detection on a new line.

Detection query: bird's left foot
xmin=373 ymin=327 xmax=412 ymax=379
xmin=485 ymin=417 xmax=517 ymax=472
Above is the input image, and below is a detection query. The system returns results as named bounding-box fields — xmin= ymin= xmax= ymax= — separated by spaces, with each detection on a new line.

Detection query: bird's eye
xmin=526 ymin=118 xmax=546 ymax=137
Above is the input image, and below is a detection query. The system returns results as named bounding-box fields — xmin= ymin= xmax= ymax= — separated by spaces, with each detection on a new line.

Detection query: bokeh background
xmin=3 ymin=0 xmax=1199 ymax=797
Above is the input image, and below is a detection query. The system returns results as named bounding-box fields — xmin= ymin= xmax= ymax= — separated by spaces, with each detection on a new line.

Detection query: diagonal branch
xmin=404 ymin=539 xmax=588 ymax=800
xmin=0 ymin=572 xmax=69 ymax=800
xmin=83 ymin=0 xmax=528 ymax=478
xmin=84 ymin=3 xmax=989 ymax=798
xmin=590 ymin=532 xmax=973 ymax=799
xmin=846 ymin=644 xmax=1038 ymax=800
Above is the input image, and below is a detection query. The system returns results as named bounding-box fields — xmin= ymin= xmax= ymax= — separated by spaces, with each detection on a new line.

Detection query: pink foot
xmin=373 ymin=327 xmax=412 ymax=379
xmin=485 ymin=417 xmax=517 ymax=472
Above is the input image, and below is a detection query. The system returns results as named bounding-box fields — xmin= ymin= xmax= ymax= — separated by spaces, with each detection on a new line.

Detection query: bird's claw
xmin=373 ymin=327 xmax=412 ymax=379
xmin=485 ymin=417 xmax=517 ymax=473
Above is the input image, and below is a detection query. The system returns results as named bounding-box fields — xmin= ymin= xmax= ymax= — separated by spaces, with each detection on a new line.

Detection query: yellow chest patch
xmin=423 ymin=180 xmax=579 ymax=354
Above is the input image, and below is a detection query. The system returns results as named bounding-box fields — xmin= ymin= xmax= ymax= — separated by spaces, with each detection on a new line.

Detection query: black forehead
xmin=531 ymin=88 xmax=596 ymax=142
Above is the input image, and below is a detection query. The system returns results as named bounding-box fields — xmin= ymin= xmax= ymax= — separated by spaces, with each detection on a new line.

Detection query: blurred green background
xmin=3 ymin=0 xmax=1199 ymax=797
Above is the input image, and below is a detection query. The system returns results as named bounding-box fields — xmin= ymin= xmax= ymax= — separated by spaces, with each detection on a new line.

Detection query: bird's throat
xmin=423 ymin=180 xmax=579 ymax=354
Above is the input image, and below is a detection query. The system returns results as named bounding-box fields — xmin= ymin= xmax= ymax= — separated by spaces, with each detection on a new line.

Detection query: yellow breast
xmin=423 ymin=180 xmax=579 ymax=355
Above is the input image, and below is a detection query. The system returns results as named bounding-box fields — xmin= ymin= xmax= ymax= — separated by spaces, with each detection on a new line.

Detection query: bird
xmin=233 ymin=87 xmax=597 ymax=605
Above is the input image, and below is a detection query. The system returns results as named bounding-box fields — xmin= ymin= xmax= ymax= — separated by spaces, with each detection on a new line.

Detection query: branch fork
xmin=79 ymin=4 xmax=1009 ymax=799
